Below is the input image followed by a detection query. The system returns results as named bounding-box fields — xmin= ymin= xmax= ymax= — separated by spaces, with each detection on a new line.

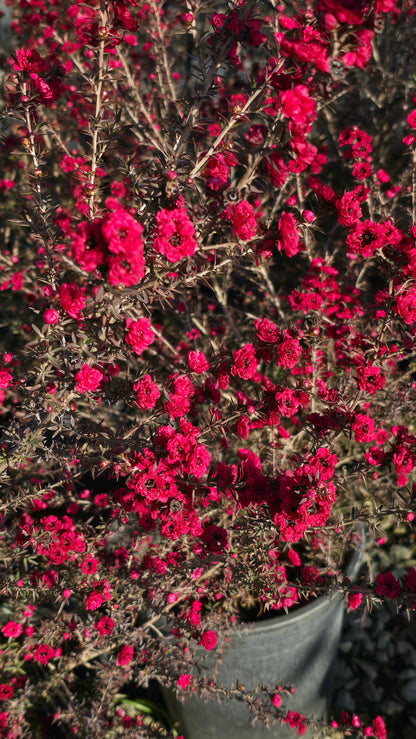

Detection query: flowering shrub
xmin=0 ymin=0 xmax=416 ymax=737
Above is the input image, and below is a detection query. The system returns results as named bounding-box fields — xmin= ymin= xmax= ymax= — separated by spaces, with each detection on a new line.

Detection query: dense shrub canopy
xmin=0 ymin=0 xmax=415 ymax=736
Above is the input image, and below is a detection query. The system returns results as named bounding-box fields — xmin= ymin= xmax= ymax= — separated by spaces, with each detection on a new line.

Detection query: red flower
xmin=275 ymin=388 xmax=300 ymax=418
xmin=75 ymin=364 xmax=103 ymax=394
xmin=372 ymin=716 xmax=387 ymax=739
xmin=201 ymin=525 xmax=228 ymax=553
xmin=71 ymin=219 xmax=105 ymax=272
xmin=264 ymin=151 xmax=288 ymax=188
xmin=352 ymin=414 xmax=376 ymax=442
xmin=231 ymin=344 xmax=258 ymax=380
xmin=198 ymin=630 xmax=217 ymax=650
xmin=117 ymin=644 xmax=134 ymax=666
xmin=188 ymin=351 xmax=210 ymax=373
xmin=186 ymin=445 xmax=210 ymax=478
xmin=0 ymin=685 xmax=13 ymax=701
xmin=232 ymin=200 xmax=257 ymax=241
xmin=59 ymin=283 xmax=85 ymax=319
xmin=407 ymin=110 xmax=416 ymax=129
xmin=33 ymin=644 xmax=57 ymax=665
xmin=375 ymin=571 xmax=401 ymax=599
xmin=348 ymin=592 xmax=362 ymax=610
xmin=279 ymin=33 xmax=329 ymax=73
xmin=236 ymin=415 xmax=250 ymax=439
xmin=277 ymin=212 xmax=301 ymax=257
xmin=153 ymin=207 xmax=197 ymax=262
xmin=254 ymin=318 xmax=280 ymax=343
xmin=164 ymin=393 xmax=191 ymax=418
xmin=280 ymin=85 xmax=316 ymax=131
xmin=337 ymin=191 xmax=363 ymax=227
xmin=85 ymin=591 xmax=104 ymax=611
xmin=134 ymin=375 xmax=160 ymax=409
xmin=0 ymin=369 xmax=12 ymax=389
xmin=394 ymin=288 xmax=416 ymax=324
xmin=276 ymin=338 xmax=301 ymax=369
xmin=316 ymin=0 xmax=364 ymax=26
xmin=94 ymin=617 xmax=115 ymax=636
xmin=1 ymin=621 xmax=23 ymax=638
xmin=284 ymin=710 xmax=306 ymax=735
xmin=177 ymin=674 xmax=192 ymax=689
xmin=125 ymin=318 xmax=155 ymax=356
xmin=202 ymin=152 xmax=234 ymax=191
xmin=356 ymin=365 xmax=385 ymax=394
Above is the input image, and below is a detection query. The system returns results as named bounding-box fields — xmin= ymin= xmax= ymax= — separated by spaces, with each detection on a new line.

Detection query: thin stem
xmin=88 ymin=36 xmax=106 ymax=217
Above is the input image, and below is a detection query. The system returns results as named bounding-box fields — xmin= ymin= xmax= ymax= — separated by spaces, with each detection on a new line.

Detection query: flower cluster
xmin=71 ymin=207 xmax=145 ymax=286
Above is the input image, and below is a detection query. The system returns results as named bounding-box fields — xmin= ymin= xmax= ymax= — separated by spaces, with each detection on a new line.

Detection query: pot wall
xmin=162 ymin=527 xmax=365 ymax=739
xmin=0 ymin=1 xmax=11 ymax=50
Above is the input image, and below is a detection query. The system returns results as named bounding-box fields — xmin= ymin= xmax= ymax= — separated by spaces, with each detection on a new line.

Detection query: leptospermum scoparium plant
xmin=0 ymin=0 xmax=416 ymax=736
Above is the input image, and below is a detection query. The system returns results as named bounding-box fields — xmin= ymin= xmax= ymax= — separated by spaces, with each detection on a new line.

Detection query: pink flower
xmin=352 ymin=414 xmax=376 ymax=443
xmin=94 ymin=617 xmax=115 ymax=636
xmin=276 ymin=338 xmax=302 ymax=369
xmin=134 ymin=374 xmax=160 ymax=409
xmin=407 ymin=110 xmax=416 ymax=129
xmin=337 ymin=191 xmax=363 ymax=227
xmin=188 ymin=351 xmax=210 ymax=373
xmin=0 ymin=685 xmax=13 ymax=701
xmin=1 ymin=622 xmax=23 ymax=638
xmin=85 ymin=591 xmax=104 ymax=611
xmin=198 ymin=630 xmax=217 ymax=650
xmin=348 ymin=592 xmax=362 ymax=610
xmin=280 ymin=85 xmax=316 ymax=130
xmin=186 ymin=445 xmax=210 ymax=478
xmin=271 ymin=694 xmax=281 ymax=708
xmin=394 ymin=288 xmax=416 ymax=324
xmin=125 ymin=318 xmax=155 ymax=355
xmin=101 ymin=209 xmax=143 ymax=256
xmin=275 ymin=388 xmax=300 ymax=418
xmin=75 ymin=364 xmax=103 ymax=393
xmin=356 ymin=365 xmax=385 ymax=395
xmin=231 ymin=201 xmax=257 ymax=241
xmin=372 ymin=716 xmax=387 ymax=739
xmin=117 ymin=644 xmax=134 ymax=666
xmin=33 ymin=644 xmax=57 ymax=665
xmin=71 ymin=219 xmax=105 ymax=272
xmin=177 ymin=674 xmax=192 ymax=689
xmin=277 ymin=212 xmax=301 ymax=257
xmin=101 ymin=209 xmax=145 ymax=286
xmin=254 ymin=318 xmax=280 ymax=343
xmin=236 ymin=415 xmax=250 ymax=439
xmin=153 ymin=207 xmax=197 ymax=262
xmin=58 ymin=283 xmax=85 ymax=319
xmin=43 ymin=309 xmax=59 ymax=324
xmin=231 ymin=344 xmax=258 ymax=380
xmin=81 ymin=555 xmax=98 ymax=575
xmin=0 ymin=369 xmax=12 ymax=389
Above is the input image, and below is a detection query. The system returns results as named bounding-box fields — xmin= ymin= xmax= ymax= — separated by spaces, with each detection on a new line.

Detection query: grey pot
xmin=0 ymin=0 xmax=12 ymax=51
xmin=162 ymin=526 xmax=365 ymax=739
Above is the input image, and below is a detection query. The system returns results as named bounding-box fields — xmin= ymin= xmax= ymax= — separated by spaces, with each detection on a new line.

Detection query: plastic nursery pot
xmin=162 ymin=525 xmax=365 ymax=739
xmin=0 ymin=1 xmax=12 ymax=50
